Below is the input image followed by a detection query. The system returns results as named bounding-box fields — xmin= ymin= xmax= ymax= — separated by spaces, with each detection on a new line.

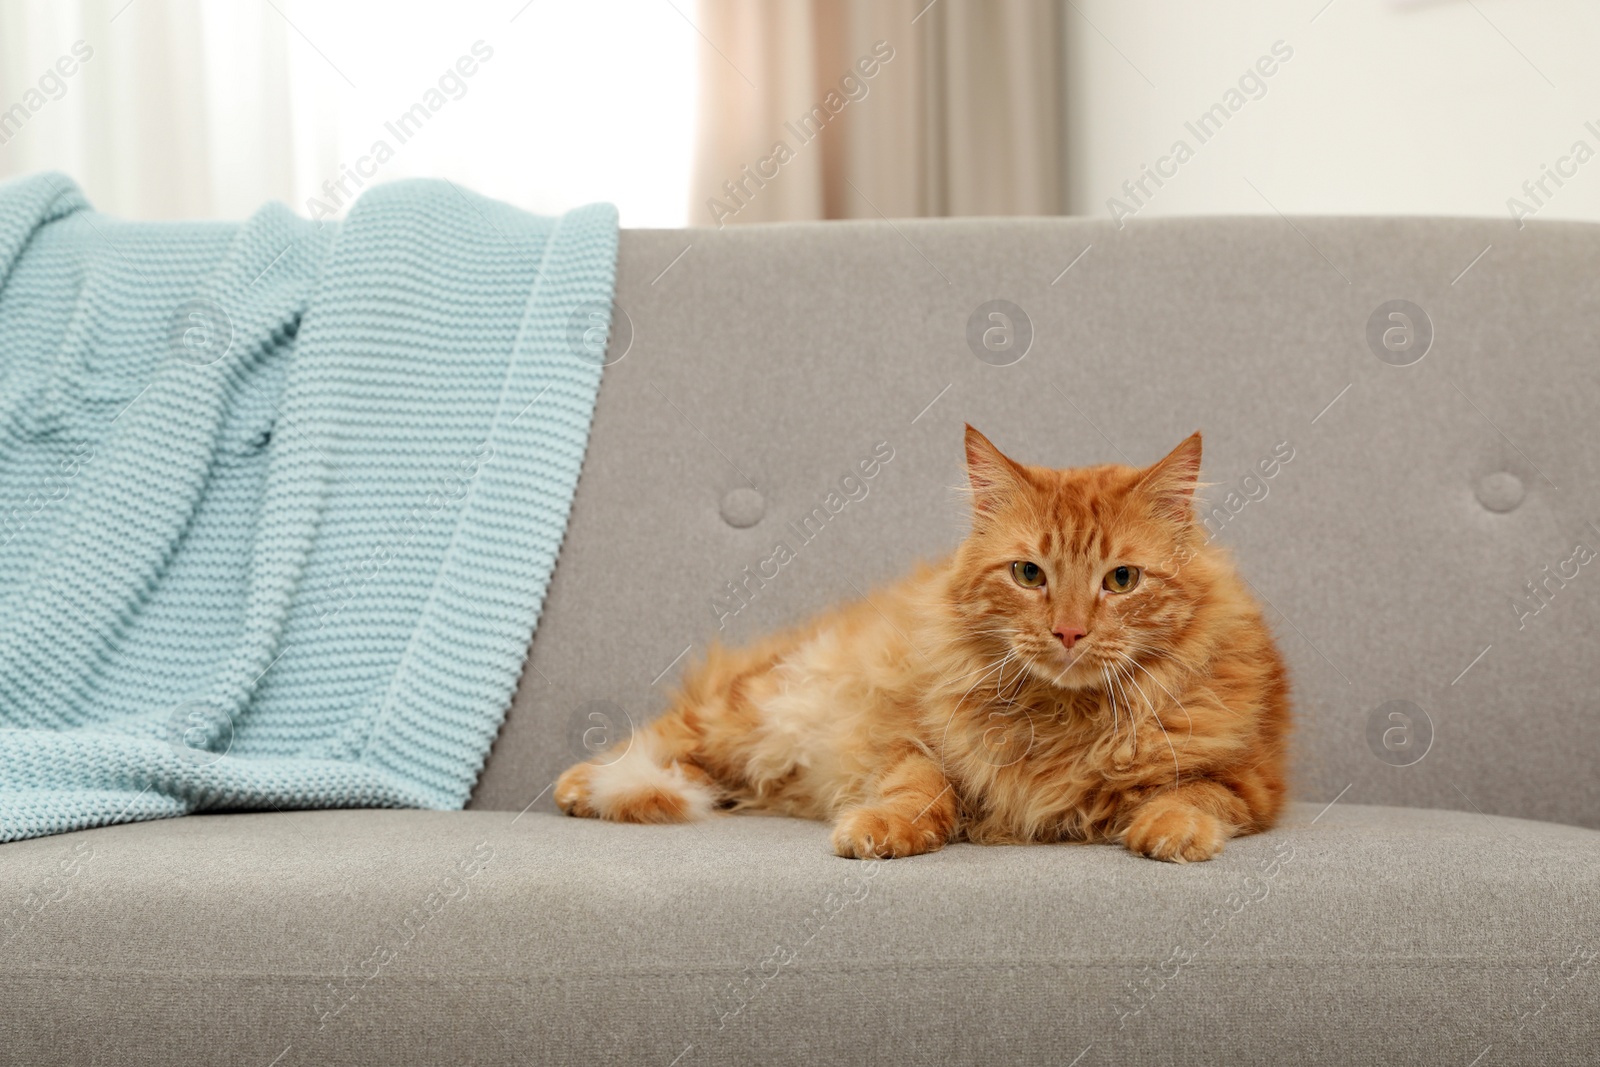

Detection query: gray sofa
xmin=3 ymin=216 xmax=1597 ymax=1066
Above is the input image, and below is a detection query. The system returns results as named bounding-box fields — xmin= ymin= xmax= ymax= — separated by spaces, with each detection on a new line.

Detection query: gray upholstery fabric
xmin=7 ymin=217 xmax=1600 ymax=1065
xmin=2 ymin=804 xmax=1595 ymax=1066
xmin=476 ymin=218 xmax=1600 ymax=831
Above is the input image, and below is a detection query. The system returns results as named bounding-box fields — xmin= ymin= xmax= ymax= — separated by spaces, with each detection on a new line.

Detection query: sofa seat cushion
xmin=1 ymin=803 xmax=1594 ymax=1066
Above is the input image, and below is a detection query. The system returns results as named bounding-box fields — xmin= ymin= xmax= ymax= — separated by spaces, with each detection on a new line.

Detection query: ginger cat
xmin=555 ymin=427 xmax=1291 ymax=862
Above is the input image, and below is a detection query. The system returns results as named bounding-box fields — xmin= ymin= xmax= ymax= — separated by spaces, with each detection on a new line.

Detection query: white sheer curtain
xmin=0 ymin=0 xmax=698 ymax=225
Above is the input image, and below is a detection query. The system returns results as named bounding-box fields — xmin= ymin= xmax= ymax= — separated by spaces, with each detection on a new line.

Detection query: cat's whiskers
xmin=1098 ymin=664 xmax=1123 ymax=747
xmin=944 ymin=635 xmax=1019 ymax=687
xmin=1101 ymin=649 xmax=1144 ymax=706
xmin=1111 ymin=652 xmax=1181 ymax=785
xmin=991 ymin=648 xmax=1028 ymax=706
xmin=1105 ymin=660 xmax=1139 ymax=745
xmin=1115 ymin=655 xmax=1161 ymax=735
xmin=931 ymin=644 xmax=1027 ymax=779
xmin=967 ymin=626 xmax=1018 ymax=638
xmin=1049 ymin=659 xmax=1077 ymax=688
xmin=1119 ymin=642 xmax=1201 ymax=745
xmin=995 ymin=652 xmax=1039 ymax=714
xmin=993 ymin=647 xmax=1020 ymax=692
xmin=953 ymin=647 xmax=1019 ymax=710
xmin=950 ymin=650 xmax=1014 ymax=686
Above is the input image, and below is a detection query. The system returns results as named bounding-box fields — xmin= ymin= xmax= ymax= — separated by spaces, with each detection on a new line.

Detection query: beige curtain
xmin=690 ymin=0 xmax=1065 ymax=226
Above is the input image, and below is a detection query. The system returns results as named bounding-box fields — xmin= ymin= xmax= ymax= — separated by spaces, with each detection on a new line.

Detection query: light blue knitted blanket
xmin=0 ymin=174 xmax=617 ymax=842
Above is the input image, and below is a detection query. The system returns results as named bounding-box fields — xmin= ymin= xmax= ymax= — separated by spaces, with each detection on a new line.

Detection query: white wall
xmin=1065 ymin=0 xmax=1600 ymax=226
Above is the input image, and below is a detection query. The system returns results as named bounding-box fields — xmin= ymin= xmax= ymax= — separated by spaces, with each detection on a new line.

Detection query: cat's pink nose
xmin=1053 ymin=625 xmax=1087 ymax=649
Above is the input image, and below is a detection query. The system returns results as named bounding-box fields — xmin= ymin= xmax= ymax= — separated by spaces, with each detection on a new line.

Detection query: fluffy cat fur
xmin=555 ymin=426 xmax=1291 ymax=862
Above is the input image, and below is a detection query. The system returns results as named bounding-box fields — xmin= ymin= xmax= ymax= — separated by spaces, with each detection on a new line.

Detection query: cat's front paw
xmin=1122 ymin=800 xmax=1227 ymax=863
xmin=831 ymin=807 xmax=945 ymax=859
xmin=554 ymin=762 xmax=598 ymax=818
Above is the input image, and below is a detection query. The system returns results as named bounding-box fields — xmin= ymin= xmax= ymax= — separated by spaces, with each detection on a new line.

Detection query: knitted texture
xmin=0 ymin=173 xmax=617 ymax=842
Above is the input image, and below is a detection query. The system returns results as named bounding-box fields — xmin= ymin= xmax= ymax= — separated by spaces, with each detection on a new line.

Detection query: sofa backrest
xmin=472 ymin=217 xmax=1600 ymax=832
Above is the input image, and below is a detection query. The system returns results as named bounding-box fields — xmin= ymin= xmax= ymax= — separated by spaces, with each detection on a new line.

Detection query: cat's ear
xmin=1135 ymin=432 xmax=1202 ymax=522
xmin=964 ymin=424 xmax=1029 ymax=515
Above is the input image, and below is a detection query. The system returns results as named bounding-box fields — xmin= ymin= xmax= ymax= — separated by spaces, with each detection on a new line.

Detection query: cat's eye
xmin=1104 ymin=565 xmax=1141 ymax=593
xmin=1011 ymin=561 xmax=1046 ymax=588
